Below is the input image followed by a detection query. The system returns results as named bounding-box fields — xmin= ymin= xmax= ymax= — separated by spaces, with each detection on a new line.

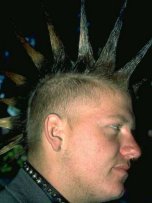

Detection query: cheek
xmin=70 ymin=134 xmax=116 ymax=169
xmin=64 ymin=123 xmax=120 ymax=174
xmin=76 ymin=126 xmax=118 ymax=152
xmin=64 ymin=133 xmax=100 ymax=170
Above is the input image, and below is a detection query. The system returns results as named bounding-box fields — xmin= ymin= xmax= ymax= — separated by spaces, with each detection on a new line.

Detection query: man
xmin=0 ymin=73 xmax=141 ymax=202
xmin=0 ymin=0 xmax=151 ymax=202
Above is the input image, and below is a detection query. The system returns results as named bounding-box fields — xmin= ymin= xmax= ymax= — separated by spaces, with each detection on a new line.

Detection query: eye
xmin=105 ymin=124 xmax=122 ymax=138
xmin=110 ymin=124 xmax=122 ymax=132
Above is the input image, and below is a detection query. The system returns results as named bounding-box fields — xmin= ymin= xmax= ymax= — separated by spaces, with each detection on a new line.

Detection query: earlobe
xmin=44 ymin=114 xmax=63 ymax=152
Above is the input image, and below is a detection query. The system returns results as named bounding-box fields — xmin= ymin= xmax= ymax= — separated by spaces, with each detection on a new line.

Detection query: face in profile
xmin=62 ymin=89 xmax=141 ymax=202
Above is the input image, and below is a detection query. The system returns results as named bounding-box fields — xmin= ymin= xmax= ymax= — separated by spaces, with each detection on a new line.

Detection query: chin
xmin=105 ymin=184 xmax=125 ymax=202
xmin=104 ymin=191 xmax=124 ymax=202
xmin=90 ymin=185 xmax=125 ymax=203
xmin=115 ymin=189 xmax=125 ymax=200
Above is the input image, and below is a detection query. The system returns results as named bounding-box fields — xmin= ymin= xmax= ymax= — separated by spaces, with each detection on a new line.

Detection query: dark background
xmin=0 ymin=0 xmax=152 ymax=202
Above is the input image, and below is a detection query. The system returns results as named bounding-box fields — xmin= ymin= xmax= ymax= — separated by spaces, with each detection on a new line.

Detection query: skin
xmin=29 ymin=88 xmax=141 ymax=203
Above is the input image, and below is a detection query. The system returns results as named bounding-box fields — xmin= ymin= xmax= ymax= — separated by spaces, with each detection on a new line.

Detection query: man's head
xmin=26 ymin=73 xmax=127 ymax=147
xmin=26 ymin=72 xmax=141 ymax=202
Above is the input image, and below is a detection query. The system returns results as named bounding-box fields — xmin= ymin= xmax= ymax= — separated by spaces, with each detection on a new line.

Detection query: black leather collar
xmin=23 ymin=161 xmax=69 ymax=203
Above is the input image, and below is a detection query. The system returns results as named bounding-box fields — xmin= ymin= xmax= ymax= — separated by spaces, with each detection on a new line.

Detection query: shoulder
xmin=0 ymin=188 xmax=19 ymax=203
xmin=0 ymin=168 xmax=51 ymax=203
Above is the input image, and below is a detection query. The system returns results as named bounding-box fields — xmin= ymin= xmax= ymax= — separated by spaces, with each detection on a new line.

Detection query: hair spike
xmin=0 ymin=97 xmax=17 ymax=107
xmin=93 ymin=0 xmax=127 ymax=76
xmin=44 ymin=10 xmax=66 ymax=64
xmin=0 ymin=134 xmax=24 ymax=155
xmin=0 ymin=117 xmax=17 ymax=129
xmin=76 ymin=0 xmax=95 ymax=71
xmin=43 ymin=5 xmax=75 ymax=73
xmin=16 ymin=32 xmax=45 ymax=71
xmin=4 ymin=71 xmax=26 ymax=86
xmin=114 ymin=38 xmax=152 ymax=87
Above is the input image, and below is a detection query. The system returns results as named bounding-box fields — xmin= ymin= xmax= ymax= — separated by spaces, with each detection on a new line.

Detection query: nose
xmin=120 ymin=134 xmax=142 ymax=160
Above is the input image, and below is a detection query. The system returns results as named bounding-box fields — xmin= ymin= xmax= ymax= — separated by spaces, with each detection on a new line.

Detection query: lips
xmin=114 ymin=164 xmax=130 ymax=171
xmin=113 ymin=164 xmax=130 ymax=177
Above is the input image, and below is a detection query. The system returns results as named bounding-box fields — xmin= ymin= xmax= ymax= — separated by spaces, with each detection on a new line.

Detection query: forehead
xmin=72 ymin=87 xmax=131 ymax=109
xmin=68 ymin=89 xmax=134 ymax=125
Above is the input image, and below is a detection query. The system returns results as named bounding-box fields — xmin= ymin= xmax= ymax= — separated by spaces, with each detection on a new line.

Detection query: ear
xmin=44 ymin=114 xmax=64 ymax=152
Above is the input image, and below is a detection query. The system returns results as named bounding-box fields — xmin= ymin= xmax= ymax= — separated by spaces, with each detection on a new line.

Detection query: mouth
xmin=113 ymin=164 xmax=130 ymax=178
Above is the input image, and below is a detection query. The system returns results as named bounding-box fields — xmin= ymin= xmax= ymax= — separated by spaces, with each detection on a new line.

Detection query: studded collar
xmin=23 ymin=161 xmax=69 ymax=203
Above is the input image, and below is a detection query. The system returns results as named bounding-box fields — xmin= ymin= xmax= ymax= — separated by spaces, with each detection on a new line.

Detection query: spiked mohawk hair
xmin=0 ymin=0 xmax=152 ymax=155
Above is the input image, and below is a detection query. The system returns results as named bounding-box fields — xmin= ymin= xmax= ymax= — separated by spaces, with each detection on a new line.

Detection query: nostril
xmin=120 ymin=144 xmax=142 ymax=160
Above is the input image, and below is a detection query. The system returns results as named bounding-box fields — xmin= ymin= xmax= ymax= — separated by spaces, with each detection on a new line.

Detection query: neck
xmin=27 ymin=150 xmax=99 ymax=203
